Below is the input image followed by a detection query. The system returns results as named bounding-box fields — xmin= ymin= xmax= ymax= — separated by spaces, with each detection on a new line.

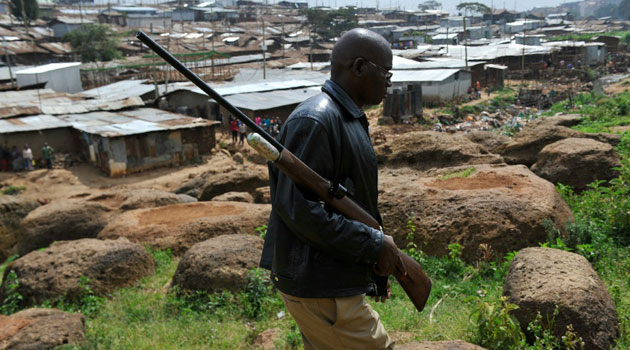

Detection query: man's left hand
xmin=372 ymin=280 xmax=391 ymax=303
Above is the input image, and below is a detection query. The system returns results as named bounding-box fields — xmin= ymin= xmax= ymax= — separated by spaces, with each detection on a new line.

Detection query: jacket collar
xmin=322 ymin=80 xmax=365 ymax=119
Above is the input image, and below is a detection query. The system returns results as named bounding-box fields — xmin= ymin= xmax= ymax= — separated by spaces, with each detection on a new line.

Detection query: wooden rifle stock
xmin=136 ymin=30 xmax=431 ymax=312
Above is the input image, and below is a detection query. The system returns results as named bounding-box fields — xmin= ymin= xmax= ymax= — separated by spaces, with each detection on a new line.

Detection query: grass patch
xmin=1 ymin=186 xmax=26 ymax=195
xmin=439 ymin=167 xmax=476 ymax=180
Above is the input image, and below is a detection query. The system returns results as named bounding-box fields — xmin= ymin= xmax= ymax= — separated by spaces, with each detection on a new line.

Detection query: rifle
xmin=136 ymin=30 xmax=431 ymax=312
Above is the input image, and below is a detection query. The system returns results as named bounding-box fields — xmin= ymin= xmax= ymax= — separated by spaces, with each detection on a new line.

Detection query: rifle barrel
xmin=135 ymin=30 xmax=285 ymax=152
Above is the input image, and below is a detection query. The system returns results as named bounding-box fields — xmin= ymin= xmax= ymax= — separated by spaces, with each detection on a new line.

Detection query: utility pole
xmin=2 ymin=39 xmax=15 ymax=89
xmin=463 ymin=12 xmax=468 ymax=69
xmin=211 ymin=6 xmax=215 ymax=79
xmin=165 ymin=35 xmax=169 ymax=94
xmin=262 ymin=11 xmax=266 ymax=79
xmin=521 ymin=13 xmax=526 ymax=82
xmin=18 ymin=0 xmax=29 ymax=37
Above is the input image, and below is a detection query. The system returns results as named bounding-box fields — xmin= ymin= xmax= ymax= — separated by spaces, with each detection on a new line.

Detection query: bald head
xmin=331 ymin=28 xmax=391 ymax=79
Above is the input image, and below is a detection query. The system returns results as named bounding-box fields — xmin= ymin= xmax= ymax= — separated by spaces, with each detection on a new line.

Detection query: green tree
xmin=10 ymin=0 xmax=39 ymax=24
xmin=456 ymin=2 xmax=491 ymax=15
xmin=417 ymin=0 xmax=441 ymax=11
xmin=62 ymin=24 xmax=122 ymax=62
xmin=302 ymin=7 xmax=358 ymax=40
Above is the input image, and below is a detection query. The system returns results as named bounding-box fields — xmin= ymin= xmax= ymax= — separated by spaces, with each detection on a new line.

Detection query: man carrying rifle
xmin=260 ymin=28 xmax=404 ymax=350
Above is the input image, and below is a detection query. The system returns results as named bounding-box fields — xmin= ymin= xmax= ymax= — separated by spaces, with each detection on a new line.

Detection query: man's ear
xmin=351 ymin=57 xmax=366 ymax=77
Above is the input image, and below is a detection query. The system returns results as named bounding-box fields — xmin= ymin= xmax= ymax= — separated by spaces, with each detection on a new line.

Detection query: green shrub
xmin=0 ymin=270 xmax=23 ymax=314
xmin=469 ymin=296 xmax=524 ymax=350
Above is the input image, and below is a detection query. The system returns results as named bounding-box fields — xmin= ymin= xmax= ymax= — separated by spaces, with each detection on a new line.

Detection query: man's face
xmin=362 ymin=50 xmax=393 ymax=106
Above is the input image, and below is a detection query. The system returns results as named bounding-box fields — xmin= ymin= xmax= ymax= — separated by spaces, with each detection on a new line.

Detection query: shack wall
xmin=85 ymin=126 xmax=214 ymax=177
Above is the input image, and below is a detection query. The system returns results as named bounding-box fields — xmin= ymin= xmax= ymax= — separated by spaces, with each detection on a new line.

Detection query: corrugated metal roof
xmin=0 ymin=89 xmax=144 ymax=119
xmin=224 ymin=87 xmax=321 ymax=111
xmin=79 ymin=79 xmax=153 ymax=100
xmin=53 ymin=16 xmax=94 ymax=24
xmin=0 ymin=114 xmax=71 ymax=133
xmin=16 ymin=62 xmax=81 ymax=74
xmin=542 ymin=41 xmax=606 ymax=48
xmin=0 ymin=66 xmax=33 ymax=81
xmin=0 ymin=41 xmax=48 ymax=55
xmin=164 ymin=79 xmax=321 ymax=97
xmin=391 ymin=69 xmax=461 ymax=83
xmin=39 ymin=42 xmax=73 ymax=55
xmin=59 ymin=108 xmax=218 ymax=137
xmin=443 ymin=44 xmax=557 ymax=60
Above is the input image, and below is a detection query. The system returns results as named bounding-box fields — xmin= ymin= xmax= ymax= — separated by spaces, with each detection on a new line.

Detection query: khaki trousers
xmin=279 ymin=291 xmax=394 ymax=350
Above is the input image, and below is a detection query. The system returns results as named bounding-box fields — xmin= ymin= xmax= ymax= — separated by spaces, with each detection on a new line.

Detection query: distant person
xmin=11 ymin=146 xmax=21 ymax=171
xmin=255 ymin=115 xmax=262 ymax=125
xmin=42 ymin=142 xmax=54 ymax=170
xmin=22 ymin=144 xmax=33 ymax=171
xmin=238 ymin=121 xmax=247 ymax=146
xmin=230 ymin=118 xmax=239 ymax=144
xmin=0 ymin=144 xmax=9 ymax=171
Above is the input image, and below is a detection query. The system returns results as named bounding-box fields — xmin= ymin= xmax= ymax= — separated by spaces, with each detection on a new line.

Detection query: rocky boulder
xmin=16 ymin=200 xmax=110 ymax=256
xmin=496 ymin=125 xmax=621 ymax=167
xmin=0 ymin=238 xmax=154 ymax=307
xmin=0 ymin=197 xmax=40 ymax=263
xmin=98 ymin=201 xmax=270 ymax=255
xmin=504 ymin=247 xmax=619 ymax=350
xmin=198 ymin=167 xmax=269 ymax=201
xmin=379 ymin=164 xmax=574 ymax=262
xmin=174 ymin=177 xmax=206 ymax=198
xmin=0 ymin=308 xmax=85 ymax=350
xmin=398 ymin=341 xmax=487 ymax=350
xmin=463 ymin=130 xmax=510 ymax=153
xmin=171 ymin=234 xmax=263 ymax=293
xmin=253 ymin=186 xmax=271 ymax=204
xmin=527 ymin=114 xmax=583 ymax=128
xmin=211 ymin=191 xmax=254 ymax=203
xmin=85 ymin=189 xmax=187 ymax=211
xmin=531 ymin=138 xmax=620 ymax=191
xmin=375 ymin=131 xmax=504 ymax=171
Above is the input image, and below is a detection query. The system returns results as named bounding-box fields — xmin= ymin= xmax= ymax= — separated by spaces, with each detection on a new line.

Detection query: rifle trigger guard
xmin=329 ymin=182 xmax=348 ymax=200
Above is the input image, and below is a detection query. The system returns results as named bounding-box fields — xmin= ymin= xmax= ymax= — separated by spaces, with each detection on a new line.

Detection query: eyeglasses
xmin=361 ymin=57 xmax=393 ymax=80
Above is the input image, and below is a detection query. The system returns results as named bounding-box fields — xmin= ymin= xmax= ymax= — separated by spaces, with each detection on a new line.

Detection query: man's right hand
xmin=375 ymin=234 xmax=406 ymax=277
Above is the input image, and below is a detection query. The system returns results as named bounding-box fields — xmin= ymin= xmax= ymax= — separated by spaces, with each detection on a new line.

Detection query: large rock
xmin=398 ymin=340 xmax=487 ymax=350
xmin=0 ymin=197 xmax=40 ymax=263
xmin=463 ymin=130 xmax=510 ymax=153
xmin=527 ymin=114 xmax=583 ymax=128
xmin=0 ymin=308 xmax=85 ymax=350
xmin=504 ymin=247 xmax=619 ymax=350
xmin=198 ymin=168 xmax=269 ymax=201
xmin=496 ymin=125 xmax=621 ymax=167
xmin=171 ymin=234 xmax=263 ymax=293
xmin=211 ymin=191 xmax=254 ymax=203
xmin=531 ymin=138 xmax=620 ymax=191
xmin=98 ymin=201 xmax=270 ymax=255
xmin=83 ymin=189 xmax=187 ymax=211
xmin=16 ymin=200 xmax=110 ymax=255
xmin=379 ymin=164 xmax=574 ymax=262
xmin=174 ymin=177 xmax=206 ymax=198
xmin=0 ymin=238 xmax=154 ymax=307
xmin=375 ymin=131 xmax=504 ymax=171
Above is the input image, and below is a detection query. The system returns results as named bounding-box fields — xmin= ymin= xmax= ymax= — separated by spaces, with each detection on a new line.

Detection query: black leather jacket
xmin=260 ymin=80 xmax=386 ymax=298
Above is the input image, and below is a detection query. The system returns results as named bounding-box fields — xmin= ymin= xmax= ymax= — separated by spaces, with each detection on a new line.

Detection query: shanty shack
xmin=66 ymin=108 xmax=219 ymax=177
xmin=390 ymin=69 xmax=471 ymax=105
xmin=0 ymin=108 xmax=219 ymax=177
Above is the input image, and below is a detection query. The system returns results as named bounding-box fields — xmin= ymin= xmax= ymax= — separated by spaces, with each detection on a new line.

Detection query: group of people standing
xmin=228 ymin=115 xmax=283 ymax=146
xmin=0 ymin=143 xmax=54 ymax=172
